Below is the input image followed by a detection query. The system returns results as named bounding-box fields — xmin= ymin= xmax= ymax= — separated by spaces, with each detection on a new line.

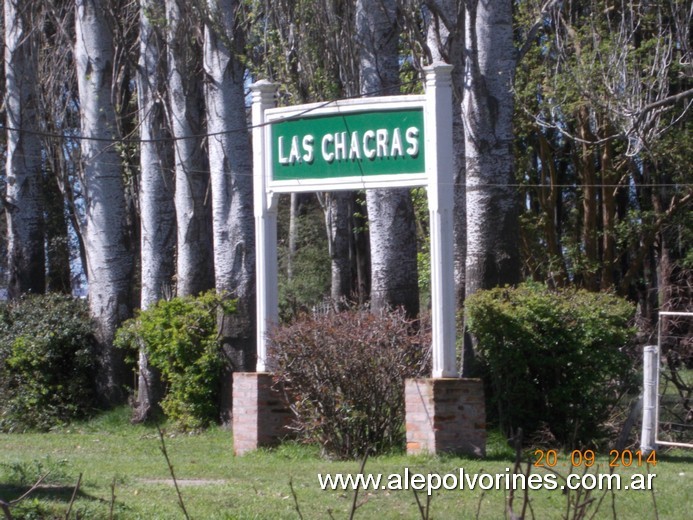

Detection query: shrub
xmin=115 ymin=291 xmax=235 ymax=430
xmin=269 ymin=308 xmax=430 ymax=459
xmin=0 ymin=294 xmax=98 ymax=432
xmin=465 ymin=282 xmax=636 ymax=448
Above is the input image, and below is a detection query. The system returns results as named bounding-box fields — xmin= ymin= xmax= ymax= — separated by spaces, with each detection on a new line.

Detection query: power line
xmin=3 ymin=77 xmax=690 ymax=191
xmin=0 ymin=80 xmax=422 ymax=145
xmin=2 ymin=151 xmax=692 ymax=190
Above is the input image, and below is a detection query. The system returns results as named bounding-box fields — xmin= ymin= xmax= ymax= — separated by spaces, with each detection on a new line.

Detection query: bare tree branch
xmin=517 ymin=0 xmax=562 ymax=62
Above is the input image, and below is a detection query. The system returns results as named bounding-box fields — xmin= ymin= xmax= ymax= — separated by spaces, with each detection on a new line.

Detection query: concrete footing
xmin=405 ymin=378 xmax=486 ymax=457
xmin=232 ymin=372 xmax=292 ymax=456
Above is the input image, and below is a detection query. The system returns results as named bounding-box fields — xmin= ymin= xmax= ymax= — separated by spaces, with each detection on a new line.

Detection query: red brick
xmin=405 ymin=378 xmax=486 ymax=457
xmin=233 ymin=372 xmax=293 ymax=456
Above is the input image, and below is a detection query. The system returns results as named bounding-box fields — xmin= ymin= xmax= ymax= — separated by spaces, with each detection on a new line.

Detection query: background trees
xmin=0 ymin=0 xmax=690 ymax=409
xmin=514 ymin=0 xmax=692 ymax=325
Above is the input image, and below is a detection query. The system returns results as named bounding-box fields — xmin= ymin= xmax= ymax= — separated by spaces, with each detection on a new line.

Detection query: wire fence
xmin=641 ymin=311 xmax=693 ymax=451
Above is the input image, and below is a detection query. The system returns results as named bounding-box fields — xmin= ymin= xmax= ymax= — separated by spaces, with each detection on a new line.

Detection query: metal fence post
xmin=640 ymin=345 xmax=658 ymax=454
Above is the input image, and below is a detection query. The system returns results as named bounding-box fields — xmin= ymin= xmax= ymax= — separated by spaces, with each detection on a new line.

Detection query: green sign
xmin=270 ymin=108 xmax=425 ymax=181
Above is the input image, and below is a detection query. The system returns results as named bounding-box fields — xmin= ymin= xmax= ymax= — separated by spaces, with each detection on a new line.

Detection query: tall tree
xmin=203 ymin=0 xmax=256 ymax=420
xmin=4 ymin=0 xmax=45 ymax=298
xmin=462 ymin=0 xmax=520 ymax=296
xmin=138 ymin=0 xmax=175 ymax=310
xmin=165 ymin=0 xmax=214 ymax=296
xmin=135 ymin=0 xmax=176 ymax=420
xmin=461 ymin=0 xmax=521 ymax=375
xmin=75 ymin=0 xmax=135 ymax=403
xmin=356 ymin=0 xmax=419 ymax=317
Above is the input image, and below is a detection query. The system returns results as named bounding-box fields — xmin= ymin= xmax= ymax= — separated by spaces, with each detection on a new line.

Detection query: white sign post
xmin=251 ymin=63 xmax=457 ymax=378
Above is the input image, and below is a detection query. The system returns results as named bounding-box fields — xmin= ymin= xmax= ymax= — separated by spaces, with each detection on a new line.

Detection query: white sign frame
xmin=264 ymin=95 xmax=427 ymax=193
xmin=251 ymin=63 xmax=457 ymax=378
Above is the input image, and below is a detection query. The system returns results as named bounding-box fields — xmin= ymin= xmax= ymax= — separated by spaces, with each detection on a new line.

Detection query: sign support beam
xmin=424 ymin=64 xmax=457 ymax=377
xmin=251 ymin=80 xmax=279 ymax=372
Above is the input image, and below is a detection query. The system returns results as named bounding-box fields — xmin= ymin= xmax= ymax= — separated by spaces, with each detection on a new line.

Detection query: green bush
xmin=465 ymin=283 xmax=636 ymax=448
xmin=0 ymin=294 xmax=98 ymax=432
xmin=269 ymin=308 xmax=430 ymax=459
xmin=115 ymin=291 xmax=235 ymax=430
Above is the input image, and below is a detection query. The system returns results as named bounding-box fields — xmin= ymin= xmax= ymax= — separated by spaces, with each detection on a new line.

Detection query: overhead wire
xmin=2 ymin=76 xmax=691 ymax=190
xmin=0 ymin=78 xmax=423 ymax=145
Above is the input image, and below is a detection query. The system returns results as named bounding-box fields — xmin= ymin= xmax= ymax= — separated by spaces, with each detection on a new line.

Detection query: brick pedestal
xmin=405 ymin=378 xmax=486 ymax=457
xmin=232 ymin=372 xmax=292 ymax=455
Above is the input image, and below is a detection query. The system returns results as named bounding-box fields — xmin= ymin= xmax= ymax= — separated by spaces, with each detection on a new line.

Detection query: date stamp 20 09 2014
xmin=533 ymin=449 xmax=658 ymax=469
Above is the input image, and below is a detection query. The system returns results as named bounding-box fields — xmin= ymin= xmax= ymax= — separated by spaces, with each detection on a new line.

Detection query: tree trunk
xmin=135 ymin=0 xmax=176 ymax=421
xmin=75 ymin=0 xmax=135 ymax=404
xmin=324 ymin=191 xmax=353 ymax=303
xmin=353 ymin=194 xmax=370 ymax=304
xmin=463 ymin=0 xmax=520 ymax=295
xmin=577 ymin=105 xmax=598 ymax=291
xmin=600 ymin=121 xmax=619 ymax=291
xmin=536 ymin=131 xmax=567 ymax=286
xmin=462 ymin=0 xmax=520 ymax=375
xmin=356 ymin=0 xmax=419 ymax=317
xmin=203 ymin=0 xmax=256 ymax=422
xmin=44 ymin=171 xmax=71 ymax=294
xmin=425 ymin=0 xmax=466 ymax=307
xmin=4 ymin=0 xmax=45 ymax=299
xmin=166 ymin=0 xmax=214 ymax=297
xmin=139 ymin=0 xmax=176 ymax=309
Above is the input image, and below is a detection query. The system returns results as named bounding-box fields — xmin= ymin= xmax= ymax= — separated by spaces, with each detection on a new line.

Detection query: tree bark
xmin=425 ymin=0 xmax=466 ymax=307
xmin=135 ymin=0 xmax=176 ymax=421
xmin=356 ymin=0 xmax=419 ymax=317
xmin=324 ymin=191 xmax=353 ymax=303
xmin=462 ymin=0 xmax=520 ymax=375
xmin=75 ymin=0 xmax=135 ymax=404
xmin=203 ymin=0 xmax=256 ymax=422
xmin=139 ymin=0 xmax=176 ymax=310
xmin=165 ymin=0 xmax=214 ymax=297
xmin=4 ymin=0 xmax=45 ymax=299
xmin=462 ymin=0 xmax=520 ymax=295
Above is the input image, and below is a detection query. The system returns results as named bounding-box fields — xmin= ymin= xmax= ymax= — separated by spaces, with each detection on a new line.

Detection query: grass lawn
xmin=1 ymin=407 xmax=690 ymax=519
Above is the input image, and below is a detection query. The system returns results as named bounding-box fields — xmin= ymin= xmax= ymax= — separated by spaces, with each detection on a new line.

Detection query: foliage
xmin=412 ymin=187 xmax=431 ymax=309
xmin=269 ymin=308 xmax=431 ymax=458
xmin=465 ymin=283 xmax=636 ymax=447
xmin=115 ymin=291 xmax=235 ymax=430
xmin=278 ymin=239 xmax=331 ymax=320
xmin=512 ymin=0 xmax=692 ymax=307
xmin=247 ymin=0 xmax=358 ymax=102
xmin=0 ymin=294 xmax=97 ymax=432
